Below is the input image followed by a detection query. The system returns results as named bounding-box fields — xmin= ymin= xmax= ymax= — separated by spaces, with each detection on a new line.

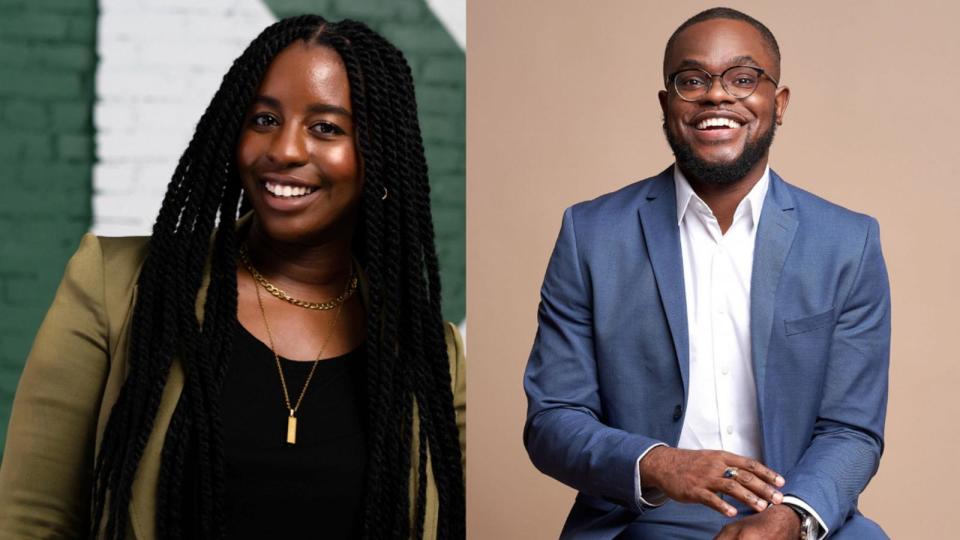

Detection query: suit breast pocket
xmin=784 ymin=307 xmax=835 ymax=336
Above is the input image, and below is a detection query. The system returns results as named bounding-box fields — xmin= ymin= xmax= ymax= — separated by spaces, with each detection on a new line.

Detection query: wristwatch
xmin=786 ymin=503 xmax=820 ymax=540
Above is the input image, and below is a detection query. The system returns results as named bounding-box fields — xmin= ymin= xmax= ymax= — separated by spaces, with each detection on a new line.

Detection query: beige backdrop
xmin=467 ymin=1 xmax=960 ymax=538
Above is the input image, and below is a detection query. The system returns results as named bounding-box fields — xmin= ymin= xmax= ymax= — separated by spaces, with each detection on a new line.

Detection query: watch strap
xmin=785 ymin=503 xmax=818 ymax=540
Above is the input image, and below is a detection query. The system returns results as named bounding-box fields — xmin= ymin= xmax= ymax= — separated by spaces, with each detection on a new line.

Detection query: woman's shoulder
xmin=442 ymin=322 xmax=465 ymax=381
xmin=442 ymin=321 xmax=466 ymax=477
xmin=72 ymin=232 xmax=149 ymax=282
xmin=68 ymin=234 xmax=151 ymax=320
xmin=94 ymin=234 xmax=151 ymax=266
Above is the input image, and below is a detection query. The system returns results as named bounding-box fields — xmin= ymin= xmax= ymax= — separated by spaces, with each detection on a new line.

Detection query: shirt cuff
xmin=633 ymin=443 xmax=669 ymax=508
xmin=782 ymin=496 xmax=828 ymax=540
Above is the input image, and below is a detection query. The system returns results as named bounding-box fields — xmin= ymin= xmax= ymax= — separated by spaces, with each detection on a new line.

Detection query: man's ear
xmin=774 ymin=85 xmax=790 ymax=125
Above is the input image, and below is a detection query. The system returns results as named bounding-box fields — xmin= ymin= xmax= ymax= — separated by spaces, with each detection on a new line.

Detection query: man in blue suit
xmin=523 ymin=7 xmax=890 ymax=540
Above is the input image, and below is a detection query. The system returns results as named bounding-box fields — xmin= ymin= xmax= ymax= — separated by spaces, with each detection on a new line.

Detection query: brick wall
xmin=0 ymin=0 xmax=97 ymax=446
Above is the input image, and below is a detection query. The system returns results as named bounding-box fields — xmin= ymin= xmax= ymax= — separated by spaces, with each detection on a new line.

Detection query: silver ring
xmin=723 ymin=467 xmax=739 ymax=479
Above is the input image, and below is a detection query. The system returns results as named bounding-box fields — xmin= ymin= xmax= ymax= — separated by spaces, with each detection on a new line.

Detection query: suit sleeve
xmin=784 ymin=218 xmax=890 ymax=534
xmin=0 ymin=234 xmax=111 ymax=539
xmin=523 ymin=207 xmax=665 ymax=513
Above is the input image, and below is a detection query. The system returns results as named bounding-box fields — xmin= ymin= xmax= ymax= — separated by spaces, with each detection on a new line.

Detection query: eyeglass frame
xmin=666 ymin=65 xmax=780 ymax=102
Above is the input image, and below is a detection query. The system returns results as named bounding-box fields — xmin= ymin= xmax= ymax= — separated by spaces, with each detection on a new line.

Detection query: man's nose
xmin=700 ymin=75 xmax=738 ymax=105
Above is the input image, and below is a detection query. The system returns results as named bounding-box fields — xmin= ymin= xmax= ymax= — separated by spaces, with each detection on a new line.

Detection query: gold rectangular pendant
xmin=286 ymin=415 xmax=297 ymax=445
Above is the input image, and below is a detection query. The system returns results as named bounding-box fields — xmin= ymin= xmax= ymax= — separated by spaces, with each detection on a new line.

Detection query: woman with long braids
xmin=0 ymin=15 xmax=464 ymax=539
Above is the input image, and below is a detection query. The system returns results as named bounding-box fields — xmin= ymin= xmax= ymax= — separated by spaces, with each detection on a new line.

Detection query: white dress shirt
xmin=633 ymin=165 xmax=827 ymax=538
xmin=675 ymin=165 xmax=766 ymax=459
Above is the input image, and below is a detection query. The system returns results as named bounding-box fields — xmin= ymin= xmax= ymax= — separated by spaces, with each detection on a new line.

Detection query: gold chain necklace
xmin=239 ymin=244 xmax=358 ymax=310
xmin=243 ymin=251 xmax=348 ymax=445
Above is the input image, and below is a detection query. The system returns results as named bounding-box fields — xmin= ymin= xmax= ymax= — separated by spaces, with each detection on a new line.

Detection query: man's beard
xmin=663 ymin=115 xmax=776 ymax=185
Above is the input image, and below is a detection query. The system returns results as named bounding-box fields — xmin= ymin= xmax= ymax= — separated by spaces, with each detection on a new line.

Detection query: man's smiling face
xmin=659 ymin=18 xmax=790 ymax=185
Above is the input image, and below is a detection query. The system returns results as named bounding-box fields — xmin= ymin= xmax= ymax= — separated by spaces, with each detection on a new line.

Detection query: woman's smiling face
xmin=237 ymin=42 xmax=362 ymax=245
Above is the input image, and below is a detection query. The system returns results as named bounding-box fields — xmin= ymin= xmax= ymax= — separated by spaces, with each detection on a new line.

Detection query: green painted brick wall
xmin=0 ymin=0 xmax=97 ymax=448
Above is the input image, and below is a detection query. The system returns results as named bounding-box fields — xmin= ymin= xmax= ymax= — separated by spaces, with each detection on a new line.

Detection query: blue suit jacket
xmin=523 ymin=168 xmax=890 ymax=538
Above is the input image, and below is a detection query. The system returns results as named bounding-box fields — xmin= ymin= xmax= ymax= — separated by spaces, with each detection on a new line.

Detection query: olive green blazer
xmin=0 ymin=233 xmax=466 ymax=539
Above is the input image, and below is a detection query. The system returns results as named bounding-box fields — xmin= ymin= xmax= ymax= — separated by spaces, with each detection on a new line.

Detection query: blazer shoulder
xmin=567 ymin=169 xmax=671 ymax=227
xmin=781 ymin=180 xmax=881 ymax=241
xmin=783 ymin=180 xmax=876 ymax=220
xmin=95 ymin=235 xmax=150 ymax=283
xmin=78 ymin=235 xmax=150 ymax=339
xmin=443 ymin=321 xmax=466 ymax=474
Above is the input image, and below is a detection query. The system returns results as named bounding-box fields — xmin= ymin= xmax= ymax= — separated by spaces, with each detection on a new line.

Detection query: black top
xmin=221 ymin=323 xmax=366 ymax=539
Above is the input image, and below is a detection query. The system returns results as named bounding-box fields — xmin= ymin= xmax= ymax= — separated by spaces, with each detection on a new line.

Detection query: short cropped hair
xmin=664 ymin=7 xmax=781 ymax=76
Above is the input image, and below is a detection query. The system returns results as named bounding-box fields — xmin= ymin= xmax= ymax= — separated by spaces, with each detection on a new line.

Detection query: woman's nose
xmin=266 ymin=123 xmax=308 ymax=165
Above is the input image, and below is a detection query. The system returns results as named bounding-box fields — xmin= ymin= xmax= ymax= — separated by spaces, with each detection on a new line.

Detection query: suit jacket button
xmin=673 ymin=405 xmax=683 ymax=421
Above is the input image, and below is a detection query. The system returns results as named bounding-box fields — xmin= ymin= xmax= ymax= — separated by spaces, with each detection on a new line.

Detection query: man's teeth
xmin=696 ymin=117 xmax=742 ymax=130
xmin=264 ymin=182 xmax=317 ymax=198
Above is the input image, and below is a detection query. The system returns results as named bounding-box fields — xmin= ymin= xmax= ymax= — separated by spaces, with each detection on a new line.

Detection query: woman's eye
xmin=312 ymin=121 xmax=344 ymax=136
xmin=250 ymin=114 xmax=278 ymax=128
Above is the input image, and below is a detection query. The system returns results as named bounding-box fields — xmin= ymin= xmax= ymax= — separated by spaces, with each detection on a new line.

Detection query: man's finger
xmin=713 ymin=477 xmax=768 ymax=513
xmin=729 ymin=455 xmax=785 ymax=488
xmin=733 ymin=468 xmax=783 ymax=504
xmin=699 ymin=489 xmax=738 ymax=517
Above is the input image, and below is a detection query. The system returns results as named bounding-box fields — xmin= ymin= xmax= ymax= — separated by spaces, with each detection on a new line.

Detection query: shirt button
xmin=726 ymin=425 xmax=734 ymax=435
xmin=721 ymin=366 xmax=729 ymax=375
xmin=673 ymin=405 xmax=683 ymax=421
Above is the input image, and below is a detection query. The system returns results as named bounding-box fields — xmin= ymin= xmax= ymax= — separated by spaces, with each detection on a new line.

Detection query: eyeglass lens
xmin=674 ymin=67 xmax=763 ymax=100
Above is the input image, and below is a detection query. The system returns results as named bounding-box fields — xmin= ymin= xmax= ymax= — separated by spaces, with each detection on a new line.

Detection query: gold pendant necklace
xmin=243 ymin=247 xmax=348 ymax=445
xmin=239 ymin=244 xmax=358 ymax=310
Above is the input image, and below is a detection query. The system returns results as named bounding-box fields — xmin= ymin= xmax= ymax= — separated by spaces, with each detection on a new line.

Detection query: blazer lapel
xmin=638 ymin=168 xmax=690 ymax=394
xmin=750 ymin=171 xmax=797 ymax=428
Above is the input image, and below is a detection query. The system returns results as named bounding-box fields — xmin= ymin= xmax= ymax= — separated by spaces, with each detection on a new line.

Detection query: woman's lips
xmin=264 ymin=181 xmax=317 ymax=198
xmin=258 ymin=179 xmax=322 ymax=212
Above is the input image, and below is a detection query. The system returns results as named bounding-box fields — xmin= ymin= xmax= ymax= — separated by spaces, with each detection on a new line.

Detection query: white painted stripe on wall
xmin=426 ymin=0 xmax=465 ymax=48
xmin=93 ymin=0 xmax=275 ymax=236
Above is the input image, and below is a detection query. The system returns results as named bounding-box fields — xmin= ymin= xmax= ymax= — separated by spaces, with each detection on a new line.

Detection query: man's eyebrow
xmin=672 ymin=55 xmax=763 ymax=71
xmin=675 ymin=59 xmax=707 ymax=70
xmin=729 ymin=55 xmax=761 ymax=67
xmin=252 ymin=95 xmax=352 ymax=117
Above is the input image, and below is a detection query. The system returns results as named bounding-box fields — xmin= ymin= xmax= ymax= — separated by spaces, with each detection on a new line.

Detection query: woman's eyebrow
xmin=306 ymin=103 xmax=352 ymax=117
xmin=252 ymin=95 xmax=352 ymax=117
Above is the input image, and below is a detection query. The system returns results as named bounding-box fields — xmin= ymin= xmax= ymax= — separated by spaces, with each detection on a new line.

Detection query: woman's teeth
xmin=264 ymin=181 xmax=317 ymax=198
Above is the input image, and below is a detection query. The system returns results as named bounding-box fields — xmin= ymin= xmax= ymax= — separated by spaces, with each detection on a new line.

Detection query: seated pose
xmin=524 ymin=8 xmax=889 ymax=540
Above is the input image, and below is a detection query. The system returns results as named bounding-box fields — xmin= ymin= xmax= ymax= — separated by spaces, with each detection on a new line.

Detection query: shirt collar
xmin=673 ymin=164 xmax=770 ymax=227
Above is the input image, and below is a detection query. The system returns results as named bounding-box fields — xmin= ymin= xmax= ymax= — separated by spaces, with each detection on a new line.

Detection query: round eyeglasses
xmin=667 ymin=65 xmax=779 ymax=102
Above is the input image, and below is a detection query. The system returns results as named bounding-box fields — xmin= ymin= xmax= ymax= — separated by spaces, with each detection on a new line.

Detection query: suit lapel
xmin=750 ymin=171 xmax=797 ymax=427
xmin=638 ymin=169 xmax=690 ymax=394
